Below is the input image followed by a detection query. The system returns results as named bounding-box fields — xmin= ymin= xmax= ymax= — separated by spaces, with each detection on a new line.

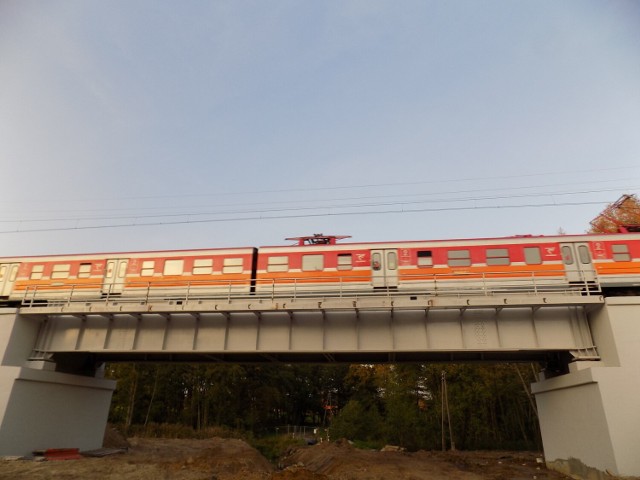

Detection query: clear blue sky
xmin=1 ymin=1 xmax=639 ymax=256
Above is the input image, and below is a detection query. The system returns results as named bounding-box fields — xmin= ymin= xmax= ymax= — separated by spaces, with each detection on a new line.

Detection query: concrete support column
xmin=532 ymin=297 xmax=640 ymax=479
xmin=0 ymin=309 xmax=115 ymax=456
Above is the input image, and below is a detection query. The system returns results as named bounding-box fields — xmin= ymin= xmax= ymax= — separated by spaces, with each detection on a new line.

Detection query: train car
xmin=1 ymin=232 xmax=639 ymax=305
xmin=254 ymin=233 xmax=640 ymax=296
xmin=0 ymin=247 xmax=256 ymax=305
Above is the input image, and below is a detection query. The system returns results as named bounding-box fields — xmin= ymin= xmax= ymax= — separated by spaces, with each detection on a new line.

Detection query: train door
xmin=0 ymin=263 xmax=20 ymax=297
xmin=102 ymin=259 xmax=129 ymax=295
xmin=371 ymin=249 xmax=399 ymax=288
xmin=560 ymin=242 xmax=596 ymax=283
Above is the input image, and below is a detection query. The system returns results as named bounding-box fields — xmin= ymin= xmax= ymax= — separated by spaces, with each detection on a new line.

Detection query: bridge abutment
xmin=532 ymin=297 xmax=640 ymax=478
xmin=0 ymin=310 xmax=115 ymax=456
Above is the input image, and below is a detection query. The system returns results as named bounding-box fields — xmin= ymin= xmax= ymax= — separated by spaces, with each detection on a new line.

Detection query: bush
xmin=250 ymin=434 xmax=306 ymax=463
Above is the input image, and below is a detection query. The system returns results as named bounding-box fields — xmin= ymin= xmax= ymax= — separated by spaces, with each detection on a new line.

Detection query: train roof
xmin=3 ymin=231 xmax=640 ymax=262
xmin=259 ymin=231 xmax=640 ymax=249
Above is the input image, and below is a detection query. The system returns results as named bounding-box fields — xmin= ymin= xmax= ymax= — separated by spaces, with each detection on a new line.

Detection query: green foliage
xmin=250 ymin=434 xmax=306 ymax=463
xmin=329 ymin=399 xmax=385 ymax=448
xmin=106 ymin=361 xmax=541 ymax=452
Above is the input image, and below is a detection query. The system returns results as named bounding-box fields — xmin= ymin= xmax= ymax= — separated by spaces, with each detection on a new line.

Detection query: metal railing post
xmin=67 ymin=284 xmax=75 ymax=307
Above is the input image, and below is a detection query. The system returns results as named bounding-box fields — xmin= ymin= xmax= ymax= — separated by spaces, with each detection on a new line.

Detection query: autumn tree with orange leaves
xmin=589 ymin=194 xmax=640 ymax=233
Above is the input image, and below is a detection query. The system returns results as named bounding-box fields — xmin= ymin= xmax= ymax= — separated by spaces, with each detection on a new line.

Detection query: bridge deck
xmin=18 ymin=288 xmax=603 ymax=369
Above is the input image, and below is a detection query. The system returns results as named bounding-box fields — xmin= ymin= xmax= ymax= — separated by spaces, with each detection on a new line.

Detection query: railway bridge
xmin=0 ymin=281 xmax=639 ymax=479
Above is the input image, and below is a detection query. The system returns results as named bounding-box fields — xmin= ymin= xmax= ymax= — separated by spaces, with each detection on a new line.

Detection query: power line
xmin=1 ymin=165 xmax=638 ymax=209
xmin=2 ymin=182 xmax=638 ymax=224
xmin=0 ymin=200 xmax=612 ymax=234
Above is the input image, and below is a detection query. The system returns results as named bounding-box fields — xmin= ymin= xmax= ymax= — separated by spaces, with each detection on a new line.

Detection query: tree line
xmin=106 ymin=362 xmax=541 ymax=451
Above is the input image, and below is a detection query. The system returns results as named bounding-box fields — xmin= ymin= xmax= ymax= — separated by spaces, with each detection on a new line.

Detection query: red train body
xmin=1 ymin=232 xmax=639 ymax=305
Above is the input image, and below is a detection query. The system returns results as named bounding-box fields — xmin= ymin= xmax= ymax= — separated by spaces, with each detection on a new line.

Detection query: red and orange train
xmin=1 ymin=232 xmax=639 ymax=305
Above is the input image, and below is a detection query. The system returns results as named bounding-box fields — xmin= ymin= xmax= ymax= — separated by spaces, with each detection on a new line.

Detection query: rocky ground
xmin=0 ymin=434 xmax=569 ymax=480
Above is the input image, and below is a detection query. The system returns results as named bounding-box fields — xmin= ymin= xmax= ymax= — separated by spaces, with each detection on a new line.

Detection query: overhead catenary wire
xmin=2 ymin=164 xmax=636 ymax=208
xmin=1 ymin=183 xmax=639 ymax=224
xmin=1 ymin=164 xmax=638 ymax=218
xmin=0 ymin=200 xmax=622 ymax=234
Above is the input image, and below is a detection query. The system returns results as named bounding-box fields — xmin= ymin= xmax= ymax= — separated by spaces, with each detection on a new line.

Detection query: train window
xmin=524 ymin=247 xmax=542 ymax=265
xmin=9 ymin=267 xmax=18 ymax=282
xmin=267 ymin=256 xmax=289 ymax=272
xmin=371 ymin=252 xmax=382 ymax=270
xmin=78 ymin=263 xmax=92 ymax=278
xmin=612 ymin=244 xmax=631 ymax=262
xmin=337 ymin=254 xmax=353 ymax=270
xmin=448 ymin=250 xmax=471 ymax=267
xmin=223 ymin=258 xmax=244 ymax=274
xmin=193 ymin=259 xmax=213 ymax=275
xmin=30 ymin=265 xmax=44 ymax=280
xmin=561 ymin=246 xmax=574 ymax=265
xmin=578 ymin=245 xmax=591 ymax=264
xmin=141 ymin=261 xmax=155 ymax=277
xmin=118 ymin=262 xmax=128 ymax=278
xmin=163 ymin=259 xmax=184 ymax=276
xmin=0 ymin=266 xmax=4 ymax=281
xmin=387 ymin=251 xmax=398 ymax=270
xmin=302 ymin=254 xmax=324 ymax=271
xmin=486 ymin=248 xmax=510 ymax=266
xmin=51 ymin=264 xmax=70 ymax=279
xmin=417 ymin=251 xmax=433 ymax=267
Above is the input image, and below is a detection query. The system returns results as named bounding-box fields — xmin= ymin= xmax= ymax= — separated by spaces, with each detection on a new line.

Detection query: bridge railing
xmin=18 ymin=269 xmax=600 ymax=307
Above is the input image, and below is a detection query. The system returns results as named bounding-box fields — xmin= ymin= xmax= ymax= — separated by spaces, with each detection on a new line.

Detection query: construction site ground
xmin=0 ymin=435 xmax=569 ymax=480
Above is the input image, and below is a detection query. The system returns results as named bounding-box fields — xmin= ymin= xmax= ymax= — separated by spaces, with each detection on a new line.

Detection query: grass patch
xmin=250 ymin=434 xmax=307 ymax=463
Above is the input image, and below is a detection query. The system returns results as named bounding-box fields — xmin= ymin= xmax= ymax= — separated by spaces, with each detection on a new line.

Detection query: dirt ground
xmin=0 ymin=435 xmax=569 ymax=480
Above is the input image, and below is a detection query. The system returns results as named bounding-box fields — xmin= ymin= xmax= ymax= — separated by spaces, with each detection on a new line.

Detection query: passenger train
xmin=1 ymin=232 xmax=639 ymax=305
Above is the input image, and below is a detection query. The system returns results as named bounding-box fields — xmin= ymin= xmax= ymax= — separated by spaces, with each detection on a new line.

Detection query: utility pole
xmin=441 ymin=371 xmax=456 ymax=451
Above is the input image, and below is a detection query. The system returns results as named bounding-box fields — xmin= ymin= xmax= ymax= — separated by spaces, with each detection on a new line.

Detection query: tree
xmin=589 ymin=194 xmax=640 ymax=233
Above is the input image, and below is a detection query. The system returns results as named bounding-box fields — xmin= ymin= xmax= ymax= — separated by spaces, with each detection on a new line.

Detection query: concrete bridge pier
xmin=532 ymin=297 xmax=640 ymax=479
xmin=0 ymin=309 xmax=115 ymax=456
